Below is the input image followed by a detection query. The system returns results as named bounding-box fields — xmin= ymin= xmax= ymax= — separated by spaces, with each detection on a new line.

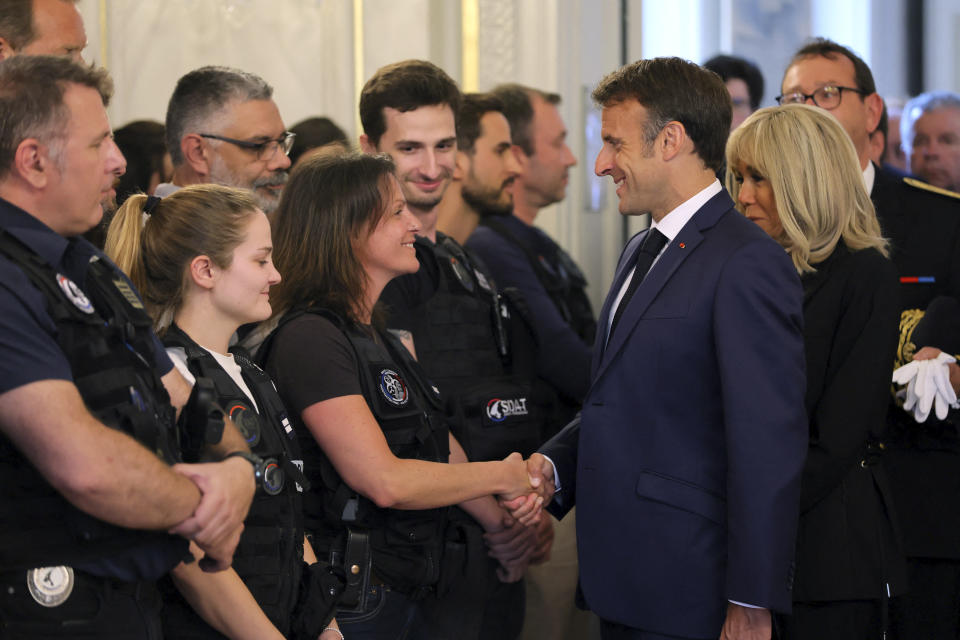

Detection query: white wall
xmin=72 ymin=0 xmax=938 ymax=308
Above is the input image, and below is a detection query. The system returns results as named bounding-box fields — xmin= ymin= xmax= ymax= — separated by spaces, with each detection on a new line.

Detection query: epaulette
xmin=896 ymin=308 xmax=924 ymax=370
xmin=904 ymin=177 xmax=960 ymax=200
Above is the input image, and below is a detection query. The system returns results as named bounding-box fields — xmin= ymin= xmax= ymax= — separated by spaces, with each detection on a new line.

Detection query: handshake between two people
xmin=497 ymin=452 xmax=557 ymax=525
xmin=480 ymin=452 xmax=558 ymax=583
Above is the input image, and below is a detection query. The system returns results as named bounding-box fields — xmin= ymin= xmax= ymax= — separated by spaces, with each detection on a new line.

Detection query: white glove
xmin=892 ymin=353 xmax=960 ymax=423
xmin=893 ymin=360 xmax=921 ymax=414
xmin=931 ymin=352 xmax=959 ymax=420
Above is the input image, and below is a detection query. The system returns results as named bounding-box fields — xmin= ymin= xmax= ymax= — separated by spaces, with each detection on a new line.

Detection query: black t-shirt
xmin=265 ymin=313 xmax=362 ymax=414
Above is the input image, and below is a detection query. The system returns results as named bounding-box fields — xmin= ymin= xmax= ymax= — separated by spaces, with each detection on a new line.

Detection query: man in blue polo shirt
xmin=0 ymin=56 xmax=255 ymax=639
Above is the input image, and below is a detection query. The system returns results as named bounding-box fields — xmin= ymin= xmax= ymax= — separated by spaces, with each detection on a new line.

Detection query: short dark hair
xmin=703 ymin=54 xmax=765 ymax=110
xmin=289 ymin=116 xmax=349 ymax=165
xmin=165 ymin=65 xmax=273 ymax=166
xmin=270 ymin=151 xmax=397 ymax=324
xmin=457 ymin=93 xmax=505 ymax=154
xmin=592 ymin=57 xmax=731 ymax=172
xmin=785 ymin=38 xmax=876 ymax=95
xmin=0 ymin=55 xmax=113 ymax=180
xmin=359 ymin=59 xmax=461 ymax=146
xmin=113 ymin=120 xmax=168 ymax=205
xmin=491 ymin=83 xmax=561 ymax=155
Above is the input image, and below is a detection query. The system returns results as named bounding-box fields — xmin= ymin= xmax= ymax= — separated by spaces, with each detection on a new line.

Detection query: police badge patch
xmin=55 ymin=274 xmax=94 ymax=314
xmin=485 ymin=397 xmax=529 ymax=423
xmin=379 ymin=369 xmax=409 ymax=406
xmin=26 ymin=566 xmax=74 ymax=607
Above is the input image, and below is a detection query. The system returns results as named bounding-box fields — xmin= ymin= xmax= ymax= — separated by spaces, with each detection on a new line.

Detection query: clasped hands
xmin=497 ymin=452 xmax=556 ymax=525
xmin=168 ymin=456 xmax=256 ymax=572
xmin=479 ymin=453 xmax=555 ymax=582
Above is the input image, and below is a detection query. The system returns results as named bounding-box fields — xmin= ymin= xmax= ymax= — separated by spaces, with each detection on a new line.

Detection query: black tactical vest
xmin=413 ymin=233 xmax=552 ymax=461
xmin=160 ymin=325 xmax=307 ymax=634
xmin=261 ymin=307 xmax=450 ymax=594
xmin=0 ymin=231 xmax=183 ymax=573
xmin=480 ymin=218 xmax=598 ymax=345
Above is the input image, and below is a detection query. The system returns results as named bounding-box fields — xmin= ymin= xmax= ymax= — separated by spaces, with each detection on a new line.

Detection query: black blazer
xmin=793 ymin=243 xmax=907 ymax=601
xmin=872 ymin=165 xmax=960 ymax=559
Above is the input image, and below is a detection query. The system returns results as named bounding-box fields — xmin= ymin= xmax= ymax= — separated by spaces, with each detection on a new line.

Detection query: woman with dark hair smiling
xmin=259 ymin=152 xmax=540 ymax=639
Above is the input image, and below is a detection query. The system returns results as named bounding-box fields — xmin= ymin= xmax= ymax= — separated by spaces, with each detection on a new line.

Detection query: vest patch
xmin=474 ymin=269 xmax=492 ymax=292
xmin=449 ymin=257 xmax=475 ymax=292
xmin=379 ymin=368 xmax=409 ymax=406
xmin=26 ymin=566 xmax=74 ymax=607
xmin=55 ymin=274 xmax=93 ymax=314
xmin=112 ymin=277 xmax=144 ymax=310
xmin=485 ymin=397 xmax=529 ymax=423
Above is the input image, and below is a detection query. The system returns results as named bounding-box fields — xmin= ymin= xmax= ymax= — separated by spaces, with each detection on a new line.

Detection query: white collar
xmin=862 ymin=162 xmax=876 ymax=195
xmin=651 ymin=180 xmax=723 ymax=240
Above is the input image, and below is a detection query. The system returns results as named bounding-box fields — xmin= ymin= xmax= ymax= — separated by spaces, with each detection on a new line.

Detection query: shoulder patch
xmin=904 ymin=177 xmax=960 ymax=200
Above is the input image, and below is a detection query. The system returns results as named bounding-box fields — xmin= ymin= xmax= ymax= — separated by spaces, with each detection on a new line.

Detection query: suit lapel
xmin=592 ymin=191 xmax=734 ymax=385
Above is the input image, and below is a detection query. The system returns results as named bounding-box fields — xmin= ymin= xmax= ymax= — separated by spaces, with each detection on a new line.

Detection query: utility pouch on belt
xmin=435 ymin=512 xmax=484 ymax=598
xmin=330 ymin=528 xmax=372 ymax=613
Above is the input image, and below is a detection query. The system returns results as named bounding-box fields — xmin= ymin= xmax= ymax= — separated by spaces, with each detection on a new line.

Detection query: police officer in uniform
xmin=106 ymin=185 xmax=343 ymax=639
xmin=467 ymin=83 xmax=596 ymax=429
xmin=259 ymin=151 xmax=540 ymax=639
xmin=465 ymin=83 xmax=600 ymax=640
xmin=362 ymin=64 xmax=550 ymax=639
xmin=0 ymin=57 xmax=254 ymax=639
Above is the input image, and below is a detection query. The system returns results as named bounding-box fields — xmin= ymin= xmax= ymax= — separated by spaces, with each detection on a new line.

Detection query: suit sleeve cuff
xmin=540 ymin=454 xmax=561 ymax=493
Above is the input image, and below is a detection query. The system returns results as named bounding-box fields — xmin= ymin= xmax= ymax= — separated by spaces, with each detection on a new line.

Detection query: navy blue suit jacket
xmin=541 ymin=190 xmax=807 ymax=637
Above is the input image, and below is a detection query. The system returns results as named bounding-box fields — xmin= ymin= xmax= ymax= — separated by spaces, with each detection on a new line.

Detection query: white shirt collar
xmin=606 ymin=180 xmax=723 ymax=342
xmin=651 ymin=180 xmax=723 ymax=240
xmin=862 ymin=161 xmax=875 ymax=195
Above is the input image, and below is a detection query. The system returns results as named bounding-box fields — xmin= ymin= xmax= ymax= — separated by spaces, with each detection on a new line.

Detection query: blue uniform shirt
xmin=0 ymin=196 xmax=182 ymax=580
xmin=0 ymin=197 xmax=172 ymax=393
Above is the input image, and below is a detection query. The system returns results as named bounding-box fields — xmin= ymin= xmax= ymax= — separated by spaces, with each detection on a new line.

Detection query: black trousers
xmin=777 ymin=599 xmax=882 ymax=640
xmin=0 ymin=569 xmax=162 ymax=639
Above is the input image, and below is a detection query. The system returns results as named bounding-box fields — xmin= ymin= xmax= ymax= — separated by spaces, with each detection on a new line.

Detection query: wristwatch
xmin=224 ymin=451 xmax=284 ymax=496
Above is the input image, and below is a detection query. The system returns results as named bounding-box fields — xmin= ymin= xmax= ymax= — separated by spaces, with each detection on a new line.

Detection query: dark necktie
xmin=608 ymin=228 xmax=669 ymax=339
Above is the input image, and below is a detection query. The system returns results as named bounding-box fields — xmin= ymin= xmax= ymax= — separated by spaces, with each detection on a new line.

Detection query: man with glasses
xmin=159 ymin=66 xmax=292 ymax=215
xmin=782 ymin=38 xmax=960 ymax=640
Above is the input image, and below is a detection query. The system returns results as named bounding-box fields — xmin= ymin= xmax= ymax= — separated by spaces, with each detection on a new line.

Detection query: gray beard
xmin=208 ymin=155 xmax=287 ymax=214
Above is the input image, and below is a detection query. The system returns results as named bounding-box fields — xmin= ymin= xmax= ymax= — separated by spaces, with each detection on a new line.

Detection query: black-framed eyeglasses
xmin=199 ymin=131 xmax=296 ymax=160
xmin=775 ymin=85 xmax=866 ymax=110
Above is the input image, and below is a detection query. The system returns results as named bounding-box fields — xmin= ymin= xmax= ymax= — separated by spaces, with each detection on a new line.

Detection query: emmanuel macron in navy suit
xmin=512 ymin=59 xmax=808 ymax=640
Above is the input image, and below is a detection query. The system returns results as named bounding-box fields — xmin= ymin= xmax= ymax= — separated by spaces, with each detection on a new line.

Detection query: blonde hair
xmin=725 ymin=103 xmax=887 ymax=274
xmin=105 ymin=184 xmax=258 ymax=333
